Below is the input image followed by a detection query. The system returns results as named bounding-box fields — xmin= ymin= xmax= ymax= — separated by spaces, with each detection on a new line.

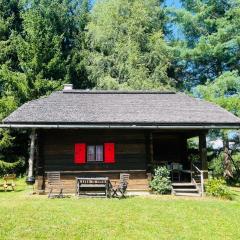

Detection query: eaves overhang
xmin=0 ymin=122 xmax=239 ymax=129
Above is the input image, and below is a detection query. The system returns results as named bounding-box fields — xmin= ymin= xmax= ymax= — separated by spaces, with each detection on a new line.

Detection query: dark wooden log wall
xmin=38 ymin=129 xmax=147 ymax=173
xmin=36 ymin=129 xmax=207 ymax=192
xmin=152 ymin=134 xmax=187 ymax=163
xmin=37 ymin=129 xmax=202 ymax=175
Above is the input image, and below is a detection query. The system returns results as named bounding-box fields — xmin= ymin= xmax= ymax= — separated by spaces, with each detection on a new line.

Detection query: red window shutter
xmin=104 ymin=143 xmax=115 ymax=163
xmin=74 ymin=143 xmax=86 ymax=164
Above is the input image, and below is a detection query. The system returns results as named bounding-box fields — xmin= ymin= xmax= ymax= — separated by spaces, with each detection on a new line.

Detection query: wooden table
xmin=76 ymin=177 xmax=111 ymax=197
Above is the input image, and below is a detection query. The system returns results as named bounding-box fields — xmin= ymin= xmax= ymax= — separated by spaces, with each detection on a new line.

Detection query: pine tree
xmin=169 ymin=0 xmax=240 ymax=90
xmin=86 ymin=0 xmax=174 ymax=90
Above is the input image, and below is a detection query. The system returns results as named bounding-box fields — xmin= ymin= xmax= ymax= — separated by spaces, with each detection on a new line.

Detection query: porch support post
xmin=149 ymin=133 xmax=154 ymax=164
xmin=145 ymin=132 xmax=153 ymax=182
xmin=28 ymin=128 xmax=36 ymax=178
xmin=199 ymin=133 xmax=208 ymax=179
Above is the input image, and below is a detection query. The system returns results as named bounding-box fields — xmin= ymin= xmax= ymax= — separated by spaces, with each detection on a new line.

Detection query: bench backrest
xmin=119 ymin=173 xmax=130 ymax=187
xmin=46 ymin=172 xmax=62 ymax=186
xmin=78 ymin=178 xmax=107 ymax=184
xmin=3 ymin=174 xmax=16 ymax=181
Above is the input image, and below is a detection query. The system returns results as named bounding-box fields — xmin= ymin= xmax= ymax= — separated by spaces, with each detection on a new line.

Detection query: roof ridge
xmin=62 ymin=90 xmax=176 ymax=94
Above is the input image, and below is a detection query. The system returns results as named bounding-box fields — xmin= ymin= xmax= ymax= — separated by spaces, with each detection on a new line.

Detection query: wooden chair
xmin=46 ymin=172 xmax=64 ymax=198
xmin=111 ymin=173 xmax=130 ymax=198
xmin=0 ymin=174 xmax=16 ymax=191
xmin=171 ymin=163 xmax=182 ymax=182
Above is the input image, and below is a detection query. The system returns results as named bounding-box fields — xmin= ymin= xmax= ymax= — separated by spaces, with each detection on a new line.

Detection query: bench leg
xmin=58 ymin=188 xmax=63 ymax=198
xmin=106 ymin=185 xmax=111 ymax=198
xmin=111 ymin=189 xmax=118 ymax=198
xmin=119 ymin=189 xmax=127 ymax=199
xmin=48 ymin=187 xmax=53 ymax=198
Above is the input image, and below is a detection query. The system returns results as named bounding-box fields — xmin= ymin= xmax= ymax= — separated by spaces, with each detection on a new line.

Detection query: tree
xmin=86 ymin=0 xmax=174 ymax=90
xmin=0 ymin=0 xmax=22 ymax=70
xmin=169 ymin=1 xmax=240 ymax=179
xmin=195 ymin=71 xmax=240 ymax=180
xmin=15 ymin=0 xmax=92 ymax=97
xmin=0 ymin=0 xmax=27 ymax=114
xmin=0 ymin=0 xmax=91 ymax=171
xmin=169 ymin=0 xmax=240 ymax=90
xmin=0 ymin=0 xmax=26 ymax=160
xmin=194 ymin=71 xmax=240 ymax=117
xmin=66 ymin=0 xmax=92 ymax=89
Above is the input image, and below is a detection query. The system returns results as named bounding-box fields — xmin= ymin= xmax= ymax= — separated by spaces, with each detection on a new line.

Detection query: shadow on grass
xmin=74 ymin=194 xmax=136 ymax=200
xmin=0 ymin=188 xmax=25 ymax=193
xmin=230 ymin=191 xmax=240 ymax=201
xmin=48 ymin=195 xmax=72 ymax=199
xmin=110 ymin=195 xmax=136 ymax=200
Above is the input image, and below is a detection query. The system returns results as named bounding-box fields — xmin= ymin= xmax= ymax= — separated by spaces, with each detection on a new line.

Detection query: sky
xmin=165 ymin=0 xmax=182 ymax=8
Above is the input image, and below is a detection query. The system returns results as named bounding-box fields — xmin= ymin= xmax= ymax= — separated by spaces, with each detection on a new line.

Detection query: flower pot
xmin=26 ymin=176 xmax=35 ymax=185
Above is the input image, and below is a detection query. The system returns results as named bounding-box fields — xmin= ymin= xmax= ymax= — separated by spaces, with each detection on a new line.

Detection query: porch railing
xmin=191 ymin=164 xmax=208 ymax=197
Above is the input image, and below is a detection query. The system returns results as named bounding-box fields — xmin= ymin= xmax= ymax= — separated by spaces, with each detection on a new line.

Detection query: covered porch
xmin=150 ymin=130 xmax=208 ymax=196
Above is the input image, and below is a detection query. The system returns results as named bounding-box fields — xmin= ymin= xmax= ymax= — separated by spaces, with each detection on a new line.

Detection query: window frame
xmin=86 ymin=144 xmax=104 ymax=163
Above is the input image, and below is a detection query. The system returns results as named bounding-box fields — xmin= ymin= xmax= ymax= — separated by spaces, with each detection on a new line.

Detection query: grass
xmin=1 ymin=179 xmax=240 ymax=240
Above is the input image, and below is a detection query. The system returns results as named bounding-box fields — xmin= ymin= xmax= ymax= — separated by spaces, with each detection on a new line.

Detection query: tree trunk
xmin=223 ymin=137 xmax=233 ymax=179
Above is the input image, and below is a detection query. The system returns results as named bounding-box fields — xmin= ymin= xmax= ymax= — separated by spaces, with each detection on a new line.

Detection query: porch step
xmin=174 ymin=188 xmax=199 ymax=192
xmin=175 ymin=192 xmax=201 ymax=197
xmin=172 ymin=182 xmax=201 ymax=197
xmin=172 ymin=183 xmax=196 ymax=187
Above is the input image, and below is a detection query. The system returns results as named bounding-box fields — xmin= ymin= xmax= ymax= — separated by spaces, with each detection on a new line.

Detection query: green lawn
xmin=1 ymin=180 xmax=240 ymax=240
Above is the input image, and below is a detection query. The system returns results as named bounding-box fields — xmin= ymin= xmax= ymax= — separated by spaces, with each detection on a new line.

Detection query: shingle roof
xmin=2 ymin=90 xmax=240 ymax=128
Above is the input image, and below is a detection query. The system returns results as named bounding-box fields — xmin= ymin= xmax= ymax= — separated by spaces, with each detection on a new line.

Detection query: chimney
xmin=63 ymin=84 xmax=73 ymax=91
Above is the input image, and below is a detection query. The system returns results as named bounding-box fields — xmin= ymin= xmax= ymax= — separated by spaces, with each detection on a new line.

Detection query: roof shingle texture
xmin=3 ymin=91 xmax=240 ymax=126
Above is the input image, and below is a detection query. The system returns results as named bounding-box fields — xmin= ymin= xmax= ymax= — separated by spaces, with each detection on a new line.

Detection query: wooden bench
xmin=0 ymin=174 xmax=16 ymax=191
xmin=76 ymin=177 xmax=111 ymax=197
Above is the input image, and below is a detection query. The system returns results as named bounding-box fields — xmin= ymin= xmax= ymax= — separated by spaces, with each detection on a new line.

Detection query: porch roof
xmin=1 ymin=90 xmax=240 ymax=129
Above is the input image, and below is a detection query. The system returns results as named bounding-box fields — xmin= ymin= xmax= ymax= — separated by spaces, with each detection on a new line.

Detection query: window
xmin=87 ymin=145 xmax=95 ymax=161
xmin=96 ymin=145 xmax=103 ymax=161
xmin=87 ymin=145 xmax=103 ymax=162
xmin=74 ymin=143 xmax=115 ymax=164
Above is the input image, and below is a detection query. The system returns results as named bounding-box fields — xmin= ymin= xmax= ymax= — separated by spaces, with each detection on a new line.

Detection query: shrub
xmin=209 ymin=153 xmax=225 ymax=177
xmin=150 ymin=166 xmax=171 ymax=194
xmin=209 ymin=152 xmax=240 ymax=184
xmin=0 ymin=158 xmax=25 ymax=177
xmin=205 ymin=178 xmax=232 ymax=200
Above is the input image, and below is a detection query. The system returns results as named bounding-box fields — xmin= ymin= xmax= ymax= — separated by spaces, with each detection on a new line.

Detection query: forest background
xmin=0 ymin=0 xmax=239 ymax=180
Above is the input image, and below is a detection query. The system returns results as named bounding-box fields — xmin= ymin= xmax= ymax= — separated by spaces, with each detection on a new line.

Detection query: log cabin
xmin=1 ymin=84 xmax=240 ymax=196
